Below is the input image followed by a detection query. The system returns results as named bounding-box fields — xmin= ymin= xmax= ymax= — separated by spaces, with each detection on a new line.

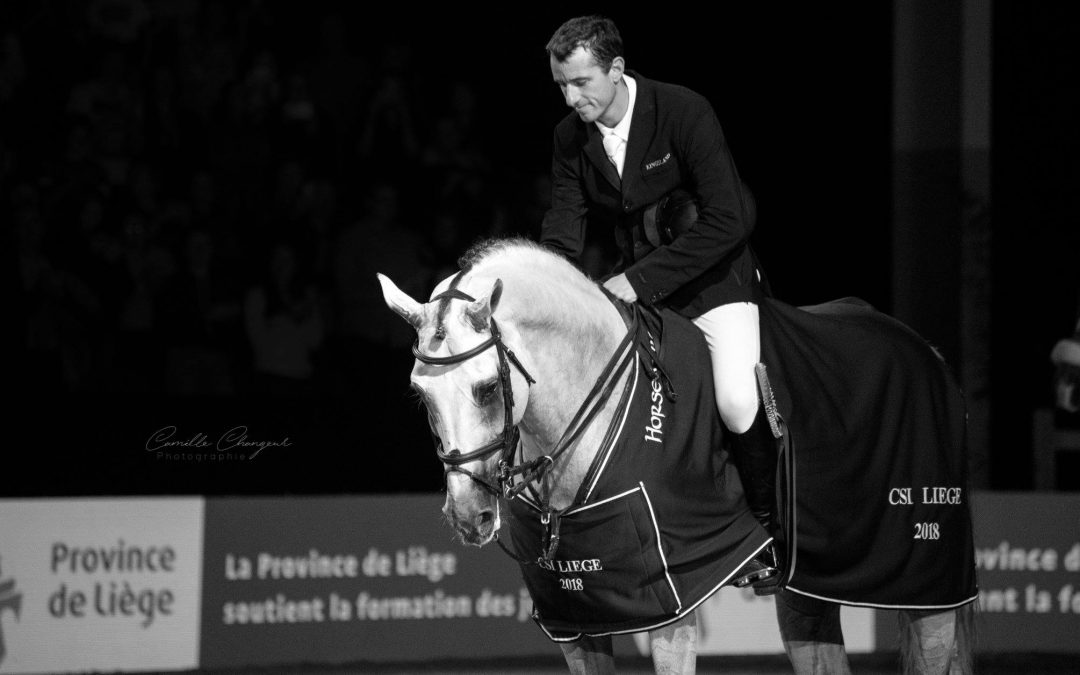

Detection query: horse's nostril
xmin=478 ymin=510 xmax=494 ymax=527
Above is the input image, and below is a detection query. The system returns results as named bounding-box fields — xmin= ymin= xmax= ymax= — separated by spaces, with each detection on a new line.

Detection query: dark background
xmin=3 ymin=2 xmax=1076 ymax=496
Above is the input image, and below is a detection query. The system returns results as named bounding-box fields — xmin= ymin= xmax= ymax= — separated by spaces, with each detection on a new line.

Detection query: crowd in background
xmin=4 ymin=1 xmax=615 ymax=410
xmin=9 ymin=3 xmax=1074 ymax=497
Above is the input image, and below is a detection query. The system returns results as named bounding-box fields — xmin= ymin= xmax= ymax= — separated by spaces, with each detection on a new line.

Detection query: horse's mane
xmin=458 ymin=236 xmax=598 ymax=293
xmin=459 ymin=236 xmax=573 ymax=274
xmin=457 ymin=236 xmax=530 ymax=271
xmin=455 ymin=236 xmax=616 ymax=345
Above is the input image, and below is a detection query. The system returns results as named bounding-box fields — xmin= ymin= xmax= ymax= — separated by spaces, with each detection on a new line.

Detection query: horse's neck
xmin=520 ymin=367 xmax=633 ymax=511
xmin=516 ymin=291 xmax=632 ymax=511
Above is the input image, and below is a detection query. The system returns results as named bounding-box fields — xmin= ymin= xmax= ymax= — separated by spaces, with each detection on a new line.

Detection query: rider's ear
xmin=465 ymin=279 xmax=502 ymax=332
xmin=377 ymin=273 xmax=423 ymax=330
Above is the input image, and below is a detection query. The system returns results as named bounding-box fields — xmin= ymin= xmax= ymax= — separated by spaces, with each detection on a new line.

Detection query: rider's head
xmin=547 ymin=15 xmax=627 ymax=127
xmin=546 ymin=15 xmax=623 ymax=72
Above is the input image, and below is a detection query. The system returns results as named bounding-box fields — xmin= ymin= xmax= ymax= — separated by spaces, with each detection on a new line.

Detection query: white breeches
xmin=692 ymin=302 xmax=761 ymax=434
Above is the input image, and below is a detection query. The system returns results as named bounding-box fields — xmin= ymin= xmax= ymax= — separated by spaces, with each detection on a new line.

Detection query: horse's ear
xmin=377 ymin=273 xmax=423 ymax=330
xmin=465 ymin=279 xmax=502 ymax=332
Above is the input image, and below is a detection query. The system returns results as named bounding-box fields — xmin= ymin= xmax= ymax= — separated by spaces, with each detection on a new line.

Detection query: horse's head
xmin=377 ymin=272 xmax=533 ymax=546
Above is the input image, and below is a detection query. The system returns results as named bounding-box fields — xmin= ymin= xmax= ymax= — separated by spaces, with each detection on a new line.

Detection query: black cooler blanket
xmin=759 ymin=296 xmax=978 ymax=609
xmin=507 ymin=306 xmax=770 ymax=641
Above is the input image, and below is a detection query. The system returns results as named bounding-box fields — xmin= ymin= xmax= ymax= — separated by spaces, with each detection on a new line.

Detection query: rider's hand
xmin=603 ymin=273 xmax=638 ymax=303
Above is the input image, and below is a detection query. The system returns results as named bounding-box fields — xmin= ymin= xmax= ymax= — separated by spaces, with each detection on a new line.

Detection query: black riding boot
xmin=731 ymin=403 xmax=784 ymax=594
xmin=732 ymin=404 xmax=779 ymax=533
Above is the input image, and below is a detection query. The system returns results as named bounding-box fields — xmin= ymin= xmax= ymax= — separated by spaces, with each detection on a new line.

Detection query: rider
xmin=538 ymin=15 xmax=782 ymax=588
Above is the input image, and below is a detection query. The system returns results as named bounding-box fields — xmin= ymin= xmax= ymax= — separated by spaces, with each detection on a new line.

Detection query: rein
xmin=512 ymin=309 xmax=639 ymax=561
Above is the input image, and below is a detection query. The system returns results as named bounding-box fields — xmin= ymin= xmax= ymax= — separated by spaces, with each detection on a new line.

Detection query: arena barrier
xmin=0 ymin=491 xmax=1076 ymax=673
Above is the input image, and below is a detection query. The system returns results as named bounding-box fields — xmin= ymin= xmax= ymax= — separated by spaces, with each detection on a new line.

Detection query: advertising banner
xmin=0 ymin=498 xmax=203 ymax=674
xmin=199 ymin=495 xmax=558 ymax=668
xmin=970 ymin=491 xmax=1080 ymax=652
xmin=199 ymin=495 xmax=869 ymax=667
xmin=2 ymin=490 xmax=1075 ymax=674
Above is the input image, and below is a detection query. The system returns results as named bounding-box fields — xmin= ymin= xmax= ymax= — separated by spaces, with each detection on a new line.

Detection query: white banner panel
xmin=0 ymin=498 xmax=203 ymax=674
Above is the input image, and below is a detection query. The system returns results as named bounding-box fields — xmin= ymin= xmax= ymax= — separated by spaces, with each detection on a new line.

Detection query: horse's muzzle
xmin=443 ymin=494 xmax=500 ymax=546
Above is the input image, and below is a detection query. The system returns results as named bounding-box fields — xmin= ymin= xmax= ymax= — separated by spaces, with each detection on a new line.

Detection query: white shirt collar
xmin=596 ymin=74 xmax=636 ymax=142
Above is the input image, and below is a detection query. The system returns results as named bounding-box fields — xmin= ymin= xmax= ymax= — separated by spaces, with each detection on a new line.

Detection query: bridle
xmin=412 ymin=282 xmax=642 ymax=506
xmin=412 ymin=286 xmax=536 ymax=497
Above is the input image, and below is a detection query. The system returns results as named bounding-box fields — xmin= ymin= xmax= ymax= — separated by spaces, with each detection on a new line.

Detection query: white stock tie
xmin=602 ymin=132 xmax=624 ymax=174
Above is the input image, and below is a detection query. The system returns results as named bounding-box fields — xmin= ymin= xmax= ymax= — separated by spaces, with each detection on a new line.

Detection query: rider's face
xmin=550 ymin=47 xmax=625 ymax=127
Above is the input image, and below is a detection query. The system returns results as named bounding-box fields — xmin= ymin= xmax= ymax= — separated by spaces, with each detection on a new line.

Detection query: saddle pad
xmin=507 ymin=307 xmax=769 ymax=640
xmin=760 ymin=296 xmax=978 ymax=609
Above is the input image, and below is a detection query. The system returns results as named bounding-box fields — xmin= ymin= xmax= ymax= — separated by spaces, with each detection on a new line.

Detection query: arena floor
xmin=172 ymin=652 xmax=1078 ymax=674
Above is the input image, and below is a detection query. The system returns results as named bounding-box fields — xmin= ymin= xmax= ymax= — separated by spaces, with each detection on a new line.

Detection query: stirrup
xmin=733 ymin=545 xmax=784 ymax=596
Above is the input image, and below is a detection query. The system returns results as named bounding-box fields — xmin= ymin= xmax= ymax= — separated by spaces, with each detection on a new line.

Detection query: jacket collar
xmin=622 ymin=72 xmax=656 ymax=193
xmin=583 ymin=71 xmax=656 ymax=193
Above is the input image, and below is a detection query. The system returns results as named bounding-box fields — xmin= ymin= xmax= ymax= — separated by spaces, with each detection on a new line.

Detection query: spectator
xmin=332 ymin=181 xmax=425 ymax=351
xmin=0 ymin=31 xmax=26 ymax=106
xmin=84 ymin=0 xmax=150 ymax=46
xmin=303 ymin=11 xmax=371 ymax=180
xmin=355 ymin=52 xmax=420 ymax=184
xmin=243 ymin=241 xmax=324 ymax=399
xmin=66 ymin=48 xmax=144 ymax=186
xmin=141 ymin=65 xmax=187 ymax=169
xmin=13 ymin=183 xmax=100 ymax=392
xmin=173 ymin=1 xmax=241 ymax=131
xmin=259 ymin=157 xmax=310 ymax=241
xmin=49 ymin=115 xmax=110 ymax=204
xmin=277 ymin=68 xmax=331 ymax=168
xmin=292 ymin=176 xmax=341 ymax=298
xmin=1051 ymin=316 xmax=1080 ymax=414
xmin=206 ymin=77 xmax=273 ymax=221
xmin=328 ymin=180 xmax=426 ymax=471
xmin=156 ymin=228 xmax=241 ymax=395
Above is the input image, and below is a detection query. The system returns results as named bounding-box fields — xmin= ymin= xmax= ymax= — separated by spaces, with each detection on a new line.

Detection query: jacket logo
xmin=644 ymin=153 xmax=672 ymax=171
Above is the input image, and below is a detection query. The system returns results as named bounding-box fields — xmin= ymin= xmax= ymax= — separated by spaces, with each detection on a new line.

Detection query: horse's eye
xmin=474 ymin=380 xmax=499 ymax=405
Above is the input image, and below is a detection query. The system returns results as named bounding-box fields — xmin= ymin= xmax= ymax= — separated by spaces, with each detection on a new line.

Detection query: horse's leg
xmin=648 ymin=611 xmax=698 ymax=675
xmin=775 ymin=590 xmax=852 ymax=675
xmin=559 ymin=634 xmax=615 ymax=675
xmin=897 ymin=603 xmax=975 ymax=675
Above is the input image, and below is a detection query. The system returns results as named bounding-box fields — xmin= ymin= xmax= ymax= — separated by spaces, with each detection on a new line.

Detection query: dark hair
xmin=546 ymin=15 xmax=623 ymax=72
